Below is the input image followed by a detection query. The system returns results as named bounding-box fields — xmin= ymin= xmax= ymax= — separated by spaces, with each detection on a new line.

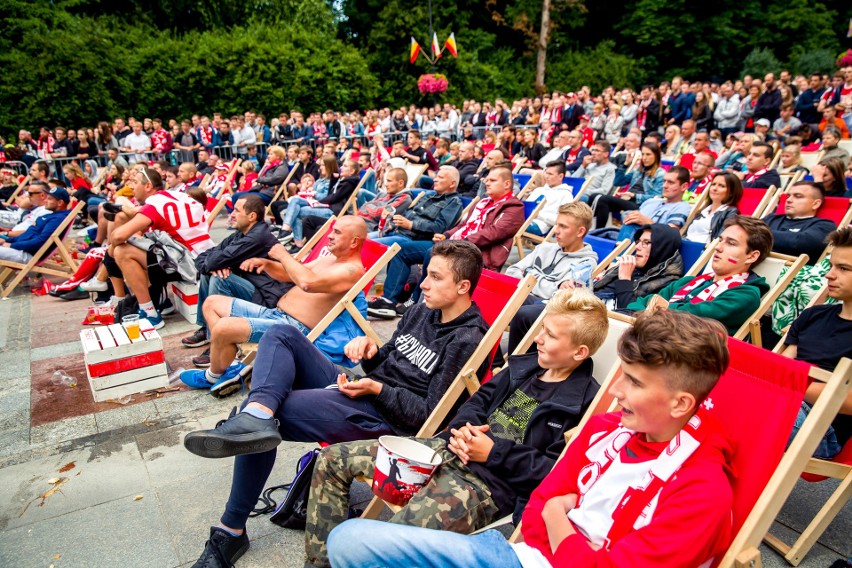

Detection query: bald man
xmin=181 ymin=215 xmax=368 ymax=395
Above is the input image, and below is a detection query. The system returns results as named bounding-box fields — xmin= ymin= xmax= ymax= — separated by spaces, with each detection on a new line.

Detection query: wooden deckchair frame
xmin=3 ymin=174 xmax=31 ymax=207
xmin=205 ymin=159 xmax=244 ymax=227
xmin=513 ymin=199 xmax=548 ymax=259
xmin=0 ymin=200 xmax=86 ymax=298
xmin=358 ymin=273 xmax=537 ymax=520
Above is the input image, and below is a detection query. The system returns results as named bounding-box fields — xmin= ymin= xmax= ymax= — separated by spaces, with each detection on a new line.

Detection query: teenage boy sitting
xmin=182 ymin=240 xmax=489 ymax=568
xmin=304 ymin=289 xmax=608 ymax=567
xmin=626 ymin=215 xmax=773 ymax=335
xmin=783 ymin=227 xmax=852 ymax=459
xmin=326 ymin=310 xmax=735 ymax=568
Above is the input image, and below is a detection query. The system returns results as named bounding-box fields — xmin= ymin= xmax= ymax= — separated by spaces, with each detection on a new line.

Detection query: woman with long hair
xmin=684 ymin=172 xmax=742 ymax=243
xmin=813 ymin=157 xmax=849 ymax=197
xmin=95 ymin=121 xmax=118 ymax=158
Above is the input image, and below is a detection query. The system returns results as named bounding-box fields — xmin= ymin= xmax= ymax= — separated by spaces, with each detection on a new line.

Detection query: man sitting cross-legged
xmin=303 ymin=289 xmax=608 ymax=568
xmin=326 ymin=311 xmax=736 ymax=568
xmin=182 ymin=240 xmax=489 ymax=568
xmin=179 ymin=215 xmax=367 ymax=395
xmin=625 ymin=215 xmax=773 ymax=335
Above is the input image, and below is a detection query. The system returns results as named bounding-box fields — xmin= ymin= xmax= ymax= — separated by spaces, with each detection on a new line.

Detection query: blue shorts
xmin=228 ymin=297 xmax=311 ymax=343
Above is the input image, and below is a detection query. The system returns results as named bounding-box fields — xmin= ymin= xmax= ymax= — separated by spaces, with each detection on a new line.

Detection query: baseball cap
xmin=755 ymin=118 xmax=771 ymax=127
xmin=579 ymin=114 xmax=590 ymax=121
xmin=47 ymin=187 xmax=70 ymax=203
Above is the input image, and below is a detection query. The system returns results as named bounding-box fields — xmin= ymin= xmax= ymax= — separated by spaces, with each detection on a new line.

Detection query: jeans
xmin=286 ymin=204 xmax=333 ymax=242
xmin=196 ymin=273 xmax=256 ymax=329
xmin=788 ymin=401 xmax=843 ymax=459
xmin=228 ymin=297 xmax=310 ymax=343
xmin=220 ymin=325 xmax=394 ymax=530
xmin=327 ymin=519 xmax=523 ymax=568
xmin=374 ymin=236 xmax=433 ymax=301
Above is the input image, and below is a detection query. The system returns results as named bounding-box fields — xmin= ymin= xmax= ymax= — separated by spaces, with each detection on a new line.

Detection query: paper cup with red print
xmin=371 ymin=436 xmax=443 ymax=506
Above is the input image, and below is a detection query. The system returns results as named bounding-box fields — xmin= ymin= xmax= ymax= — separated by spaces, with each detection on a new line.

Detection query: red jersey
xmin=139 ymin=191 xmax=214 ymax=257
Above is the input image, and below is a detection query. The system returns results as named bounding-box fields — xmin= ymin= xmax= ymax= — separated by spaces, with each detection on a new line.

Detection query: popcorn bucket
xmin=371 ymin=436 xmax=442 ymax=507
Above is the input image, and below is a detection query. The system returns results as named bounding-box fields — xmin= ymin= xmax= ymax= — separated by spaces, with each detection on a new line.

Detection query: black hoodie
xmin=595 ymin=223 xmax=684 ymax=308
xmin=362 ymin=302 xmax=488 ymax=435
xmin=437 ymin=352 xmax=599 ymax=520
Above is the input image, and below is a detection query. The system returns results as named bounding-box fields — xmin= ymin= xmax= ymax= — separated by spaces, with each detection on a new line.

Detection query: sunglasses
xmin=138 ymin=168 xmax=152 ymax=185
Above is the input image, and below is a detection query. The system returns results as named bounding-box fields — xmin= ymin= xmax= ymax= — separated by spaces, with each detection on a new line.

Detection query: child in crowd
xmin=326 ymin=310 xmax=735 ymax=568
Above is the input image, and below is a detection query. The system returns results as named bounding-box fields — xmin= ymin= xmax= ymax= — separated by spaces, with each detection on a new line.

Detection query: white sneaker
xmin=80 ymin=278 xmax=108 ymax=292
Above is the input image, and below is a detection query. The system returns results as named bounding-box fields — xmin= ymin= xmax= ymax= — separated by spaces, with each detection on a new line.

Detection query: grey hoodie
xmin=505 ymin=242 xmax=598 ymax=299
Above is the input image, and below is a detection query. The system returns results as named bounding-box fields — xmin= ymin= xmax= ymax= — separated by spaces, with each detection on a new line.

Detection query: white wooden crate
xmin=167 ymin=281 xmax=199 ymax=323
xmin=80 ymin=319 xmax=169 ymax=402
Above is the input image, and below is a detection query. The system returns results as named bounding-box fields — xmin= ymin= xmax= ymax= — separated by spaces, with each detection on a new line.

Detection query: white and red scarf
xmin=450 ymin=193 xmax=510 ymax=240
xmin=669 ymin=272 xmax=750 ymax=304
xmin=743 ymin=168 xmax=767 ymax=184
xmin=576 ymin=409 xmax=711 ymax=544
xmin=197 ymin=126 xmax=214 ymax=146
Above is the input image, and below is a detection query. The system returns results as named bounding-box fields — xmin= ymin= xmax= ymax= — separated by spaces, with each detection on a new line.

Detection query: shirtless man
xmin=179 ymin=215 xmax=367 ymax=396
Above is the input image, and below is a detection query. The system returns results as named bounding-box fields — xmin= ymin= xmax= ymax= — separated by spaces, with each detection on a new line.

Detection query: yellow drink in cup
xmin=122 ymin=314 xmax=141 ymax=340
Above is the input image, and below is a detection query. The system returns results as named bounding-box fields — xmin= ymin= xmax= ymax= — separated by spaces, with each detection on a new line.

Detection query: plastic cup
xmin=95 ymin=302 xmax=113 ymax=325
xmin=85 ymin=305 xmax=99 ymax=324
xmin=122 ymin=314 xmax=141 ymax=340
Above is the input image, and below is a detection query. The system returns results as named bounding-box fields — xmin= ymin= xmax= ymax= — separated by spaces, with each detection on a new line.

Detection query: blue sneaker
xmin=138 ymin=309 xmax=164 ymax=330
xmin=180 ymin=369 xmax=213 ymax=389
xmin=210 ymin=363 xmax=253 ymax=399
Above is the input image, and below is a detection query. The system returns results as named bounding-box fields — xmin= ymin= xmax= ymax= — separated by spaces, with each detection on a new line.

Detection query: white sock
xmin=205 ymin=369 xmax=222 ymax=384
xmin=139 ymin=301 xmax=157 ymax=317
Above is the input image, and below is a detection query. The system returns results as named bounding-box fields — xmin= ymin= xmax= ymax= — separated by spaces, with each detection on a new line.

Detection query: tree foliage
xmin=0 ymin=0 xmax=849 ymax=135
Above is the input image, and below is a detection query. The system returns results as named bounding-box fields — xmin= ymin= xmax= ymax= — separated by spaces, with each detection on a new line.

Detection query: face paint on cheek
xmin=728 ymin=257 xmax=739 ymax=264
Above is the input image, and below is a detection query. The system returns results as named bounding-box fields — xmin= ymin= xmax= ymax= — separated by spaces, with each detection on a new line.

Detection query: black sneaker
xmin=191 ymin=526 xmax=250 ymax=568
xmin=59 ymin=288 xmax=90 ymax=301
xmin=160 ymin=298 xmax=176 ymax=316
xmin=367 ymin=296 xmax=398 ymax=319
xmin=277 ymin=231 xmax=294 ymax=245
xmin=182 ymin=328 xmax=210 ymax=348
xmin=184 ymin=407 xmax=282 ymax=458
xmin=395 ymin=297 xmax=415 ymax=316
xmin=192 ymin=348 xmax=211 ymax=367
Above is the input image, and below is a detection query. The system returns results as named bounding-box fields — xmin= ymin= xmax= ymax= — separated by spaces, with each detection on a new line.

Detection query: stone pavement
xmin=0 ymin=223 xmax=848 ymax=567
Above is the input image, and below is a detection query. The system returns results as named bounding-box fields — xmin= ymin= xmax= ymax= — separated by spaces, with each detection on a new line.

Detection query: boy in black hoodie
xmin=303 ymin=289 xmax=608 ymax=567
xmin=183 ymin=240 xmax=489 ymax=567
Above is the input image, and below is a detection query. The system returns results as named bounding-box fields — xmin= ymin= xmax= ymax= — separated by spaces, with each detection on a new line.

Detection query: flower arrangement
xmin=417 ymin=73 xmax=449 ymax=95
xmin=838 ymin=49 xmax=852 ymax=68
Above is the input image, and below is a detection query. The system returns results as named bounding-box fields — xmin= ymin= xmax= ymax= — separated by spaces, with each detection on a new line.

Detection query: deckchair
xmin=680 ymin=191 xmax=710 ymax=235
xmin=735 ymin=186 xmax=780 ymax=217
xmin=262 ymin=166 xmax=297 ymax=218
xmin=512 ymin=199 xmax=548 ymax=259
xmin=403 ymin=163 xmax=428 ymax=188
xmin=459 ymin=196 xmax=480 ymax=220
xmin=240 ymin=223 xmax=401 ymax=366
xmin=763 ymin=284 xmax=851 ymax=565
xmin=587 ymin=236 xmax=631 ymax=278
xmin=0 ymin=200 xmax=86 ymax=299
xmin=767 ymin=193 xmax=852 ymax=229
xmin=798 ymin=151 xmax=823 ymax=171
xmin=3 ymin=174 xmax=30 ymax=207
xmin=684 ymin=244 xmax=808 ymax=344
xmin=337 ymin=169 xmax=375 ymax=217
xmin=358 ymin=271 xmax=536 ymax=519
xmin=204 ymin=159 xmax=243 ymax=225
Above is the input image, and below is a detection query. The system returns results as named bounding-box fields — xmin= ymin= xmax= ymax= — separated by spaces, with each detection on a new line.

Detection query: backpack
xmin=268 ymin=448 xmax=320 ymax=530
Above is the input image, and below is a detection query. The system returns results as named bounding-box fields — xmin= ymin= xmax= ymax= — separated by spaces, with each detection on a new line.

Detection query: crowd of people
xmin=1 ymin=67 xmax=851 ymax=568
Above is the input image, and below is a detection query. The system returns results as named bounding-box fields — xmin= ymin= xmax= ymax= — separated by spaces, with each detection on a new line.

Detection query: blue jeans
xmin=220 ymin=326 xmax=393 ymax=530
xmin=328 ymin=519 xmax=523 ymax=568
xmin=197 ymin=273 xmax=256 ymax=329
xmin=788 ymin=401 xmax=843 ymax=459
xmin=375 ymin=237 xmax=433 ymax=301
xmin=228 ymin=297 xmax=310 ymax=343
xmin=286 ymin=204 xmax=333 ymax=242
xmin=525 ymin=223 xmax=546 ymax=236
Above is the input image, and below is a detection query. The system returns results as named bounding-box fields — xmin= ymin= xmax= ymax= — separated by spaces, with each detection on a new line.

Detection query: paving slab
xmin=0 ymin=439 xmax=149 ymax=532
xmin=0 ymin=488 xmax=180 ymax=568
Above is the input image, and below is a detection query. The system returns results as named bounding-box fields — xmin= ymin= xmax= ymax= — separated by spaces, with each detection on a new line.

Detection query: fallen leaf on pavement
xmin=58 ymin=461 xmax=75 ymax=473
xmin=20 ymin=477 xmax=68 ymax=516
xmin=133 ymin=495 xmax=143 ymax=501
xmin=53 ymin=553 xmax=62 ymax=559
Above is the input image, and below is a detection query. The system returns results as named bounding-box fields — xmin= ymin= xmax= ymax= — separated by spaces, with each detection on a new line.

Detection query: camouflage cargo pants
xmin=304 ymin=437 xmax=501 ymax=567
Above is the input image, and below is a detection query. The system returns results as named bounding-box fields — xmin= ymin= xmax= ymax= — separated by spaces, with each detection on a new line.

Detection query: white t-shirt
xmin=527 ymin=184 xmax=574 ymax=232
xmin=123 ymin=132 xmax=151 ymax=163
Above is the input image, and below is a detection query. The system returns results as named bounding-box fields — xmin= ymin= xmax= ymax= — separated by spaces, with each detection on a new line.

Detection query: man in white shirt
xmin=537 ymin=130 xmax=571 ymax=169
xmin=121 ymin=122 xmax=152 ymax=164
xmin=234 ymin=116 xmax=255 ymax=157
xmin=572 ymin=140 xmax=616 ymax=200
xmin=525 ymin=161 xmax=574 ymax=236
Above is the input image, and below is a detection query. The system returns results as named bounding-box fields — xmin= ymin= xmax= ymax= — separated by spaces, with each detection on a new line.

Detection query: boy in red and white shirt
xmin=324 ymin=310 xmax=736 ymax=568
xmin=110 ymin=166 xmax=214 ymax=327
